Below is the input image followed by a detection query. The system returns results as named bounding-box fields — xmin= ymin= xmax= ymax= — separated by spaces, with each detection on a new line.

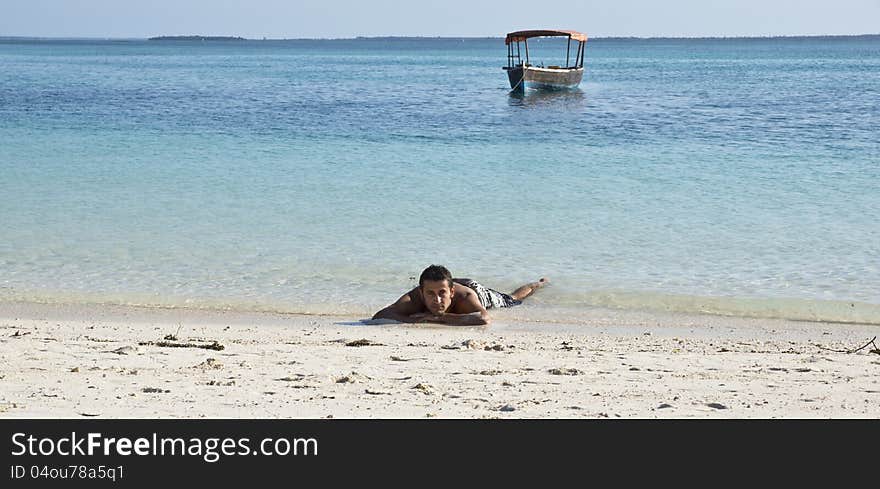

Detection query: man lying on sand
xmin=372 ymin=264 xmax=548 ymax=326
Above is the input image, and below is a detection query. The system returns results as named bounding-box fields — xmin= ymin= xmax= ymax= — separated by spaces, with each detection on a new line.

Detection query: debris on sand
xmin=365 ymin=389 xmax=391 ymax=395
xmin=442 ymin=340 xmax=505 ymax=351
xmin=548 ymin=367 xmax=583 ymax=376
xmin=493 ymin=404 xmax=516 ymax=412
xmin=108 ymin=346 xmax=135 ymax=355
xmin=275 ymin=375 xmax=317 ymax=388
xmin=478 ymin=370 xmax=503 ymax=376
xmin=706 ymin=403 xmax=728 ymax=410
xmin=191 ymin=358 xmax=223 ymax=370
xmin=206 ymin=380 xmax=235 ymax=386
xmin=139 ymin=340 xmax=224 ymax=351
xmin=345 ymin=339 xmax=384 ymax=347
xmin=276 ymin=374 xmax=309 ymax=382
xmin=411 ymin=383 xmax=435 ymax=395
xmin=335 ymin=372 xmax=371 ymax=384
xmin=142 ymin=387 xmax=171 ymax=393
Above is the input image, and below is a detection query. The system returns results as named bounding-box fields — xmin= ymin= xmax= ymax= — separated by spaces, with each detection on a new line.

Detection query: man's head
xmin=419 ymin=265 xmax=454 ymax=315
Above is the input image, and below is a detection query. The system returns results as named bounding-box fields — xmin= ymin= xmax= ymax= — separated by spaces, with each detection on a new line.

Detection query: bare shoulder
xmin=452 ymin=283 xmax=483 ymax=314
xmin=390 ymin=287 xmax=425 ymax=314
xmin=453 ymin=282 xmax=476 ymax=299
xmin=405 ymin=286 xmax=423 ymax=303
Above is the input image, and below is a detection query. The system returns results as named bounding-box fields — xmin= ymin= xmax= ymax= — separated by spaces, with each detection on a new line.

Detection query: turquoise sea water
xmin=1 ymin=37 xmax=879 ymax=323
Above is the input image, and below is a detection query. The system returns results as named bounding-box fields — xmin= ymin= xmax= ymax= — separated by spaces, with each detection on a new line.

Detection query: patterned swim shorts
xmin=453 ymin=278 xmax=522 ymax=309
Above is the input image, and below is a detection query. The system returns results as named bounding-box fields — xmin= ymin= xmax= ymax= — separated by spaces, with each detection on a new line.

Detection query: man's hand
xmin=409 ymin=312 xmax=489 ymax=326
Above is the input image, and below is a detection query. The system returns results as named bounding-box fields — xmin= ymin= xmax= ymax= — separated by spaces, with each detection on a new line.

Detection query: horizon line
xmin=1 ymin=33 xmax=879 ymax=42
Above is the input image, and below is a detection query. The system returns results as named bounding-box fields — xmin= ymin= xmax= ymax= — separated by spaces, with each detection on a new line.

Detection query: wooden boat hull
xmin=505 ymin=66 xmax=583 ymax=91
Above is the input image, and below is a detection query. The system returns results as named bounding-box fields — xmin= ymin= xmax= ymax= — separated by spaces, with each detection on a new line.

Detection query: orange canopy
xmin=505 ymin=30 xmax=587 ymax=44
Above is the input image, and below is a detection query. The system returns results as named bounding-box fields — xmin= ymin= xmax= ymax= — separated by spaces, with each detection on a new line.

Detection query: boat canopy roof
xmin=505 ymin=30 xmax=587 ymax=44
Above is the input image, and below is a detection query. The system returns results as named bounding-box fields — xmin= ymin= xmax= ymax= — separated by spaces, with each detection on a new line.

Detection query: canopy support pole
xmin=566 ymin=37 xmax=571 ymax=67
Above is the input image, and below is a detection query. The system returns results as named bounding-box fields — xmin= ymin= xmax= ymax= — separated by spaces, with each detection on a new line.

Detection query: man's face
xmin=421 ymin=279 xmax=454 ymax=315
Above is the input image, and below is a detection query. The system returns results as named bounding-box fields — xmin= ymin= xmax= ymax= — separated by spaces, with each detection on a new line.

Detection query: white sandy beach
xmin=1 ymin=301 xmax=878 ymax=418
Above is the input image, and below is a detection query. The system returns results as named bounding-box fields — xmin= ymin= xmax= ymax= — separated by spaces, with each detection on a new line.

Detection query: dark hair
xmin=419 ymin=265 xmax=453 ymax=288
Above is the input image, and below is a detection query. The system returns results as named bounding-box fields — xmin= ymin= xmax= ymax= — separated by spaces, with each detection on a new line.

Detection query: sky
xmin=2 ymin=0 xmax=879 ymax=39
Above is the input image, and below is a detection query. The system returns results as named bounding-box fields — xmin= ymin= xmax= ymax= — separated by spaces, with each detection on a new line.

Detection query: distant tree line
xmin=148 ymin=36 xmax=246 ymax=41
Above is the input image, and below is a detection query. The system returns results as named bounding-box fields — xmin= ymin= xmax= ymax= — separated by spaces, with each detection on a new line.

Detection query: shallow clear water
xmin=1 ymin=37 xmax=879 ymax=322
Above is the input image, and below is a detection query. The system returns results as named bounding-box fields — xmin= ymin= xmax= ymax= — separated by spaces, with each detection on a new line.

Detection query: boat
xmin=503 ymin=30 xmax=587 ymax=92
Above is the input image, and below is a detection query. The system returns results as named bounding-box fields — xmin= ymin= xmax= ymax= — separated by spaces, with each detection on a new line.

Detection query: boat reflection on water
xmin=507 ymin=87 xmax=586 ymax=108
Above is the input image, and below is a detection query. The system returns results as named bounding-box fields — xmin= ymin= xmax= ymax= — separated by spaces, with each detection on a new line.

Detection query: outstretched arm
xmin=421 ymin=311 xmax=490 ymax=326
